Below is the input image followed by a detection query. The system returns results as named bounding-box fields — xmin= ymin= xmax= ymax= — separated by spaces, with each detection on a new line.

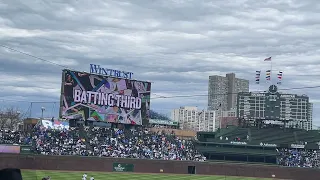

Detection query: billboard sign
xmin=90 ymin=64 xmax=134 ymax=79
xmin=20 ymin=146 xmax=32 ymax=154
xmin=0 ymin=145 xmax=20 ymax=154
xmin=60 ymin=69 xmax=151 ymax=125
xmin=113 ymin=163 xmax=134 ymax=172
xmin=40 ymin=120 xmax=69 ymax=130
xmin=149 ymin=119 xmax=178 ymax=126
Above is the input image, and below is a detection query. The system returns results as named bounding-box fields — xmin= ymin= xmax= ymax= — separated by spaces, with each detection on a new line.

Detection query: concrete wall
xmin=149 ymin=128 xmax=196 ymax=138
xmin=1 ymin=154 xmax=320 ymax=180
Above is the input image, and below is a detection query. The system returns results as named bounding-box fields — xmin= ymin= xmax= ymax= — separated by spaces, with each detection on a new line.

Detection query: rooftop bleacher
xmin=198 ymin=126 xmax=320 ymax=146
xmin=250 ymin=128 xmax=296 ymax=144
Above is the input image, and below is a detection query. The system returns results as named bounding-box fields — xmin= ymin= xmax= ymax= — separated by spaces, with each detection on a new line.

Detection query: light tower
xmin=41 ymin=107 xmax=46 ymax=119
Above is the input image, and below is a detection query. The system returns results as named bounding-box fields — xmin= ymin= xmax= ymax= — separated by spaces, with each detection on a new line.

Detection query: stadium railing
xmin=196 ymin=146 xmax=276 ymax=156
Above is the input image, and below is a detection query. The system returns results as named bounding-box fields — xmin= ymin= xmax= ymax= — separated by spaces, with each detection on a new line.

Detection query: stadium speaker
xmin=0 ymin=168 xmax=22 ymax=180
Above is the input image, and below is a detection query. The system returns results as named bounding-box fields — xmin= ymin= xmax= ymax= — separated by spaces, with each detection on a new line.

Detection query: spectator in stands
xmin=277 ymin=148 xmax=320 ymax=168
xmin=32 ymin=126 xmax=88 ymax=156
xmin=1 ymin=125 xmax=206 ymax=162
xmin=0 ymin=130 xmax=30 ymax=145
xmin=86 ymin=127 xmax=205 ymax=161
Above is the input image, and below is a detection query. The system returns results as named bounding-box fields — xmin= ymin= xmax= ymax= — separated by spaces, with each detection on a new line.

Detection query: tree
xmin=0 ymin=107 xmax=21 ymax=130
xmin=149 ymin=110 xmax=170 ymax=120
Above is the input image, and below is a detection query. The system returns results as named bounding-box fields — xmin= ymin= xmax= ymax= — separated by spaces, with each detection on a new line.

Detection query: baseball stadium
xmin=0 ymin=67 xmax=319 ymax=180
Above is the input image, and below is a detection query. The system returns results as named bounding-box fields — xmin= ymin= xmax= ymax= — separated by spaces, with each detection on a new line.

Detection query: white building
xmin=171 ymin=106 xmax=216 ymax=132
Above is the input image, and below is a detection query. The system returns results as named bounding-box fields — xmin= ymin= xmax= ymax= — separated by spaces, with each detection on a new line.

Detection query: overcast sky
xmin=1 ymin=0 xmax=320 ymax=127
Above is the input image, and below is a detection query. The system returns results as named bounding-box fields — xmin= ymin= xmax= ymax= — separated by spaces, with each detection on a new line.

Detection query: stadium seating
xmin=294 ymin=130 xmax=320 ymax=143
xmin=200 ymin=126 xmax=320 ymax=145
xmin=28 ymin=126 xmax=205 ymax=161
xmin=3 ymin=124 xmax=320 ymax=169
xmin=215 ymin=126 xmax=238 ymax=137
xmin=196 ymin=126 xmax=320 ymax=167
xmin=251 ymin=129 xmax=296 ymax=144
xmin=0 ymin=127 xmax=207 ymax=161
xmin=197 ymin=146 xmax=276 ymax=156
xmin=216 ymin=127 xmax=249 ymax=142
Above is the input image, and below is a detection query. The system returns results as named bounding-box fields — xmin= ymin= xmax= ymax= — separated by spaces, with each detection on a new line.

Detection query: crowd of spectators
xmin=0 ymin=129 xmax=28 ymax=145
xmin=277 ymin=148 xmax=320 ymax=168
xmin=87 ymin=127 xmax=204 ymax=160
xmin=6 ymin=128 xmax=320 ymax=168
xmin=32 ymin=127 xmax=89 ymax=156
xmin=0 ymin=126 xmax=206 ymax=161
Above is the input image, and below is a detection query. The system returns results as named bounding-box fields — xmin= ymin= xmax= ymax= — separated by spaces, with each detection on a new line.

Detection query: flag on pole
xmin=266 ymin=70 xmax=271 ymax=81
xmin=277 ymin=71 xmax=283 ymax=85
xmin=255 ymin=70 xmax=261 ymax=84
xmin=264 ymin=57 xmax=272 ymax=61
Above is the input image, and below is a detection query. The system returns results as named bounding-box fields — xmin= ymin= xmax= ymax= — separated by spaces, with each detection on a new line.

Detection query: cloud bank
xmin=1 ymin=0 xmax=319 ymax=127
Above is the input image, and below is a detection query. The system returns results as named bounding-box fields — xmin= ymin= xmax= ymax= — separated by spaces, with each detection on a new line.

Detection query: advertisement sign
xmin=60 ymin=69 xmax=151 ymax=125
xmin=260 ymin=142 xmax=277 ymax=147
xmin=90 ymin=64 xmax=134 ymax=79
xmin=149 ymin=119 xmax=178 ymax=126
xmin=291 ymin=144 xmax=305 ymax=149
xmin=113 ymin=163 xmax=134 ymax=172
xmin=0 ymin=145 xmax=20 ymax=154
xmin=20 ymin=146 xmax=32 ymax=154
xmin=230 ymin=141 xmax=247 ymax=145
xmin=41 ymin=120 xmax=69 ymax=130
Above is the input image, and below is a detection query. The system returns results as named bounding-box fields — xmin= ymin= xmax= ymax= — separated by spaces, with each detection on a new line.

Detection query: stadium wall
xmin=0 ymin=154 xmax=320 ymax=180
xmin=148 ymin=128 xmax=196 ymax=138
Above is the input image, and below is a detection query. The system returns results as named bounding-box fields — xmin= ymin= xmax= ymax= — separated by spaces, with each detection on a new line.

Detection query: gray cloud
xmin=1 ymin=0 xmax=320 ymax=126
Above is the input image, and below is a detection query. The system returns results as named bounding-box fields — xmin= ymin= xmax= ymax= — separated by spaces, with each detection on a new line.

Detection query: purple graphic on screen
xmin=105 ymin=82 xmax=110 ymax=89
xmin=0 ymin=145 xmax=20 ymax=154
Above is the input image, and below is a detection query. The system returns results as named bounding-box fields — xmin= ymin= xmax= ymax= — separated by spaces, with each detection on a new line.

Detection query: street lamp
xmin=41 ymin=107 xmax=45 ymax=119
xmin=16 ymin=111 xmax=21 ymax=121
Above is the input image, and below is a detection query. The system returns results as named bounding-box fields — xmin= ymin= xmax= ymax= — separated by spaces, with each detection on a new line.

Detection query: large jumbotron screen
xmin=60 ymin=69 xmax=151 ymax=125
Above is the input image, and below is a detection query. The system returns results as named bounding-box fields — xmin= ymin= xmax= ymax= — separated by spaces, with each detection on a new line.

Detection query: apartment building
xmin=221 ymin=109 xmax=238 ymax=129
xmin=208 ymin=73 xmax=249 ymax=111
xmin=171 ymin=106 xmax=216 ymax=132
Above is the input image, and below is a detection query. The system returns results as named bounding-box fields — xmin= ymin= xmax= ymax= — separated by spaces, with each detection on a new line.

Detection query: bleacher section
xmin=199 ymin=126 xmax=320 ymax=145
xmin=217 ymin=127 xmax=249 ymax=142
xmin=250 ymin=128 xmax=296 ymax=144
xmin=294 ymin=130 xmax=320 ymax=144
xmin=196 ymin=146 xmax=276 ymax=156
xmin=196 ymin=126 xmax=320 ymax=164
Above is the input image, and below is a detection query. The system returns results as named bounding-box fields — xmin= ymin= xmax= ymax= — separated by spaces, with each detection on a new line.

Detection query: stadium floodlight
xmin=41 ymin=107 xmax=46 ymax=119
xmin=16 ymin=111 xmax=21 ymax=121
